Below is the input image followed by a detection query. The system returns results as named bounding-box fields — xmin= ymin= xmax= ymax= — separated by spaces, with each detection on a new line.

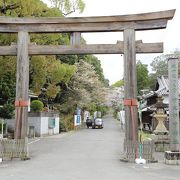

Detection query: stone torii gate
xmin=0 ymin=9 xmax=175 ymax=160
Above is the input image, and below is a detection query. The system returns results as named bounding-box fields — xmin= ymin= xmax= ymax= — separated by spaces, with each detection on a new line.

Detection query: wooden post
xmin=168 ymin=58 xmax=180 ymax=151
xmin=123 ymin=29 xmax=138 ymax=141
xmin=70 ymin=32 xmax=81 ymax=45
xmin=14 ymin=31 xmax=29 ymax=139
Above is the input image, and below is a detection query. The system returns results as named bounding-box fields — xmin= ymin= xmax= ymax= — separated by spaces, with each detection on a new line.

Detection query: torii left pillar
xmin=14 ymin=31 xmax=29 ymax=139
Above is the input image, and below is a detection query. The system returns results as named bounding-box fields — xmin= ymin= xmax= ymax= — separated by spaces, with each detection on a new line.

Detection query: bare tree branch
xmin=62 ymin=4 xmax=76 ymax=16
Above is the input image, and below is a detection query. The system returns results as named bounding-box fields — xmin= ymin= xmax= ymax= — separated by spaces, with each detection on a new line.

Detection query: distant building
xmin=28 ymin=92 xmax=38 ymax=112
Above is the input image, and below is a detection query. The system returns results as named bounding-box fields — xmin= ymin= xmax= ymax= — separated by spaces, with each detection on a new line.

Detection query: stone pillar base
xmin=121 ymin=139 xmax=156 ymax=163
xmin=165 ymin=151 xmax=180 ymax=165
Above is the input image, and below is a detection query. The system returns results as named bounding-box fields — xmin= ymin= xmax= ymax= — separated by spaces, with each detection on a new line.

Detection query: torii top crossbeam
xmin=0 ymin=9 xmax=175 ymax=32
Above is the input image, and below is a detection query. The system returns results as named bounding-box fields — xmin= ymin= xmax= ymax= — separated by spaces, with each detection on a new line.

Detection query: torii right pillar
xmin=123 ymin=28 xmax=139 ymax=162
xmin=123 ymin=29 xmax=138 ymax=142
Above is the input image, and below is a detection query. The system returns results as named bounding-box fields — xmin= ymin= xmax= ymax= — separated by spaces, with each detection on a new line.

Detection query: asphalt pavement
xmin=0 ymin=114 xmax=180 ymax=180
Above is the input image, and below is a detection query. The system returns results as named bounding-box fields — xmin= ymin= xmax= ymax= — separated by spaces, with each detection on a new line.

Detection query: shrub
xmin=0 ymin=103 xmax=14 ymax=119
xmin=59 ymin=120 xmax=67 ymax=132
xmin=60 ymin=114 xmax=74 ymax=131
xmin=30 ymin=100 xmax=44 ymax=112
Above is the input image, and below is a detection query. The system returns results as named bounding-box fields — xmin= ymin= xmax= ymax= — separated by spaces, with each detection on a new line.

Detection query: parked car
xmin=92 ymin=118 xmax=103 ymax=129
xmin=86 ymin=118 xmax=93 ymax=128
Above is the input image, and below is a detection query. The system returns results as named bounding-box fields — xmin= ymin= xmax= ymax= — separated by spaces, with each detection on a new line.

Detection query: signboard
xmin=84 ymin=111 xmax=90 ymax=122
xmin=74 ymin=115 xmax=81 ymax=126
xmin=74 ymin=107 xmax=82 ymax=126
xmin=0 ymin=119 xmax=4 ymax=138
xmin=48 ymin=118 xmax=56 ymax=129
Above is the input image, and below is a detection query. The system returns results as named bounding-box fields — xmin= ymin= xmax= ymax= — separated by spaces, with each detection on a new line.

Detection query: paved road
xmin=0 ymin=114 xmax=180 ymax=180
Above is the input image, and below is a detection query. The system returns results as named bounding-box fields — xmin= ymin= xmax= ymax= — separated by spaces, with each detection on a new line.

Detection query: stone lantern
xmin=153 ymin=96 xmax=168 ymax=134
xmin=152 ymin=96 xmax=170 ymax=152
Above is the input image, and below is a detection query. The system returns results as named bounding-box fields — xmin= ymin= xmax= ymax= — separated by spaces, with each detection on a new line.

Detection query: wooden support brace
xmin=0 ymin=41 xmax=163 ymax=56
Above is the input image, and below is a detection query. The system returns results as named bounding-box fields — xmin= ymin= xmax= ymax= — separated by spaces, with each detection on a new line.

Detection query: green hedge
xmin=30 ymin=100 xmax=44 ymax=112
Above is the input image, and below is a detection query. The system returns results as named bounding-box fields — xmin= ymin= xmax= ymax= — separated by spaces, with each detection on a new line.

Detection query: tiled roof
xmin=156 ymin=76 xmax=180 ymax=96
xmin=142 ymin=75 xmax=180 ymax=99
xmin=141 ymin=75 xmax=180 ymax=111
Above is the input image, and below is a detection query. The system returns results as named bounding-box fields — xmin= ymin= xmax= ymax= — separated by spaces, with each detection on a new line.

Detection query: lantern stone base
xmin=152 ymin=134 xmax=170 ymax=152
xmin=165 ymin=151 xmax=180 ymax=165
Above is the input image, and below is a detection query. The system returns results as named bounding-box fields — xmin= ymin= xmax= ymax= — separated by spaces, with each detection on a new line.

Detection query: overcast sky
xmin=42 ymin=0 xmax=180 ymax=84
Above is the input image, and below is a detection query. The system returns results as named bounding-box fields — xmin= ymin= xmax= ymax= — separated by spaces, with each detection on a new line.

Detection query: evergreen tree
xmin=136 ymin=60 xmax=149 ymax=95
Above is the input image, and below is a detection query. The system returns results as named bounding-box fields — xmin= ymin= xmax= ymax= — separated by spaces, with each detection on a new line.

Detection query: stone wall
xmin=6 ymin=112 xmax=59 ymax=137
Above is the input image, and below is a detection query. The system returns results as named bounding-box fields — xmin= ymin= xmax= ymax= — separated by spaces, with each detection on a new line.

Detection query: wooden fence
xmin=0 ymin=138 xmax=29 ymax=160
xmin=123 ymin=140 xmax=155 ymax=162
